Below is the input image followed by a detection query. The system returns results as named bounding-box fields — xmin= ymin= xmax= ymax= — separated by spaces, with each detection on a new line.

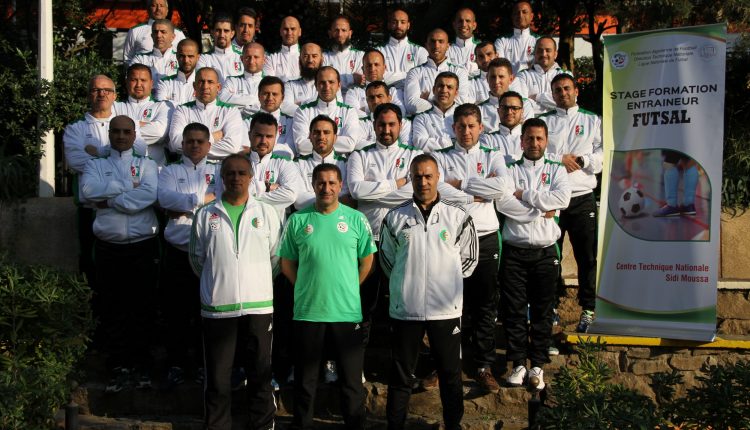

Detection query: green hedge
xmin=0 ymin=259 xmax=93 ymax=429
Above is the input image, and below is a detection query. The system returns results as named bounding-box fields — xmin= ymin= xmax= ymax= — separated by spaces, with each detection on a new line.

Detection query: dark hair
xmin=310 ymin=114 xmax=337 ymax=134
xmin=453 ymin=103 xmax=482 ymax=123
xmin=182 ymin=122 xmax=210 ymax=139
xmin=536 ymin=35 xmax=557 ymax=51
xmin=499 ymin=90 xmax=523 ymax=106
xmin=235 ymin=7 xmax=258 ymax=24
xmin=521 ymin=117 xmax=548 ymax=137
xmin=435 ymin=71 xmax=459 ymax=88
xmin=250 ymin=112 xmax=279 ymax=130
xmin=363 ymin=49 xmax=385 ymax=62
xmin=127 ymin=63 xmax=152 ymax=80
xmin=212 ymin=13 xmax=234 ymax=28
xmin=487 ymin=57 xmax=513 ymax=75
xmin=312 ymin=163 xmax=342 ymax=182
xmin=474 ymin=41 xmax=495 ymax=54
xmin=410 ymin=153 xmax=438 ymax=171
xmin=365 ymin=80 xmax=389 ymax=94
xmin=315 ymin=66 xmax=341 ymax=84
xmin=551 ymin=72 xmax=577 ymax=89
xmin=152 ymin=18 xmax=175 ymax=32
xmin=373 ymin=102 xmax=402 ymax=123
xmin=177 ymin=38 xmax=200 ymax=52
xmin=258 ymin=76 xmax=285 ymax=96
xmin=221 ymin=153 xmax=253 ymax=177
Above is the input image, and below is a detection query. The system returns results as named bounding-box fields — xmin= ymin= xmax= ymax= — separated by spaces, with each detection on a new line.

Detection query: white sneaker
xmin=324 ymin=360 xmax=339 ymax=383
xmin=506 ymin=365 xmax=527 ymax=387
xmin=528 ymin=367 xmax=545 ymax=391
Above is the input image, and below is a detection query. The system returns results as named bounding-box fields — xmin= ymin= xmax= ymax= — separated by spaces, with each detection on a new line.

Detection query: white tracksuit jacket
xmin=323 ymin=47 xmax=365 ymax=92
xmin=292 ymin=98 xmax=363 ymax=155
xmin=464 ymin=155 xmax=571 ymax=248
xmin=155 ymin=71 xmax=196 ymax=106
xmin=242 ymin=108 xmax=296 ymax=157
xmin=196 ymin=45 xmax=244 ymax=83
xmin=131 ymin=48 xmax=179 ymax=83
xmin=189 ymin=197 xmax=282 ymax=319
xmin=514 ymin=63 xmax=569 ymax=115
xmin=168 ymin=99 xmax=248 ymax=160
xmin=540 ymin=105 xmax=603 ymax=197
xmin=432 ymin=142 xmax=507 ymax=236
xmin=122 ymin=19 xmax=185 ymax=64
xmin=158 ymin=155 xmax=219 ymax=251
xmin=293 ymin=151 xmax=349 ymax=209
xmin=219 ymin=71 xmax=265 ymax=114
xmin=481 ymin=123 xmax=523 ymax=163
xmin=403 ymin=58 xmax=470 ymax=115
xmin=263 ymin=44 xmax=300 ymax=83
xmin=80 ymin=149 xmax=158 ymax=244
xmin=114 ymin=96 xmax=173 ymax=165
xmin=468 ymin=71 xmax=489 ymax=104
xmin=344 ymin=84 xmax=405 ymax=116
xmin=448 ymin=37 xmax=480 ymax=75
xmin=376 ymin=37 xmax=428 ymax=88
xmin=380 ymin=198 xmax=479 ymax=321
xmin=493 ymin=28 xmax=537 ymax=75
xmin=410 ymin=103 xmax=457 ymax=152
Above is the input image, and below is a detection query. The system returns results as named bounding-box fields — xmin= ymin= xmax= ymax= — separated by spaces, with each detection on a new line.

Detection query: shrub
xmin=0 ymin=259 xmax=93 ymax=429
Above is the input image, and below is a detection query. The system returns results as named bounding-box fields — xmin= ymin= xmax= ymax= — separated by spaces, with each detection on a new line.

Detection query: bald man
xmin=122 ymin=0 xmax=185 ymax=64
xmin=219 ymin=42 xmax=266 ymax=115
xmin=403 ymin=28 xmax=470 ymax=115
xmin=264 ymin=16 xmax=303 ymax=82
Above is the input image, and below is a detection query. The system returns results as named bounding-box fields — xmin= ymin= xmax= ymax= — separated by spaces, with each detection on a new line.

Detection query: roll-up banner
xmin=592 ymin=23 xmax=726 ymax=341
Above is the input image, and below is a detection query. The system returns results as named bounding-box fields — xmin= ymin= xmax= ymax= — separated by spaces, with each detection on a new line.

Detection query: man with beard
xmin=358 ymin=81 xmax=411 ymax=146
xmin=122 ymin=0 xmax=185 ymax=64
xmin=447 ymin=8 xmax=480 ymax=75
xmin=197 ymin=14 xmax=243 ymax=83
xmin=404 ymin=28 xmax=469 ymax=115
xmin=264 ymin=16 xmax=303 ymax=82
xmin=130 ymin=19 xmax=179 ymax=82
xmin=494 ymin=0 xmax=538 ymax=74
xmin=482 ymin=91 xmax=527 ymax=162
xmin=283 ymin=43 xmax=326 ymax=109
xmin=232 ymin=7 xmax=257 ymax=50
xmin=478 ymin=58 xmax=534 ymax=132
xmin=376 ymin=8 xmax=428 ymax=89
xmin=168 ymin=67 xmax=248 ymax=159
xmin=156 ymin=38 xmax=200 ymax=106
xmin=292 ymin=66 xmax=361 ymax=155
xmin=344 ymin=49 xmax=405 ymax=116
xmin=220 ymin=42 xmax=266 ymax=116
xmin=323 ymin=16 xmax=364 ymax=95
xmin=467 ymin=41 xmax=495 ymax=104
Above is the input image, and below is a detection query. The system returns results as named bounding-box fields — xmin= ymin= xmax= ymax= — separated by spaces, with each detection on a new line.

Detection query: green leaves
xmin=0 ymin=257 xmax=93 ymax=430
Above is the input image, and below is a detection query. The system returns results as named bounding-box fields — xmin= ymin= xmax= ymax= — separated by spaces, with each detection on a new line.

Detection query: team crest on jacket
xmin=209 ymin=212 xmax=220 ymax=231
xmin=477 ymin=162 xmax=484 ymax=175
xmin=527 ymin=45 xmax=533 ymax=55
xmin=304 ymin=224 xmax=314 ymax=234
xmin=169 ymin=60 xmax=177 ymax=71
xmin=213 ymin=116 xmax=220 ymax=127
xmin=234 ymin=62 xmax=241 ymax=72
xmin=251 ymin=217 xmax=263 ymax=228
xmin=395 ymin=157 xmax=406 ymax=169
xmin=407 ymin=53 xmax=412 ymax=62
xmin=349 ymin=60 xmax=355 ymax=71
xmin=439 ymin=229 xmax=450 ymax=242
xmin=279 ymin=125 xmax=286 ymax=135
xmin=575 ymin=125 xmax=584 ymax=135
xmin=130 ymin=165 xmax=140 ymax=178
xmin=541 ymin=173 xmax=551 ymax=185
xmin=205 ymin=173 xmax=215 ymax=185
xmin=337 ymin=221 xmax=348 ymax=233
xmin=264 ymin=170 xmax=276 ymax=183
xmin=142 ymin=108 xmax=152 ymax=120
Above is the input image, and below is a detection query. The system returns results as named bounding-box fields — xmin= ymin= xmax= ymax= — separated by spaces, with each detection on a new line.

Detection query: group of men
xmin=63 ymin=0 xmax=603 ymax=429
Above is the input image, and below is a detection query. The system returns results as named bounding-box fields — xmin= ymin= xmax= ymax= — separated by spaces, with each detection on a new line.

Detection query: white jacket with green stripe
xmin=190 ymin=197 xmax=282 ymax=319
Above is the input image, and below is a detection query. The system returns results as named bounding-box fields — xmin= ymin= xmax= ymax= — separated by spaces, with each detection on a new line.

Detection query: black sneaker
xmin=576 ymin=310 xmax=595 ymax=333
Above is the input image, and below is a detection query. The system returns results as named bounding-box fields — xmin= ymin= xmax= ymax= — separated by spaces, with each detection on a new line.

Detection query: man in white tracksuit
xmin=358 ymin=81 xmax=411 ymax=147
xmin=130 ymin=19 xmax=179 ymax=83
xmin=264 ymin=16 xmax=302 ymax=82
xmin=513 ymin=36 xmax=569 ymax=115
xmin=243 ymin=76 xmax=296 ymax=157
xmin=190 ymin=153 xmax=281 ymax=430
xmin=410 ymin=71 xmax=460 ymax=152
xmin=219 ymin=42 xmax=266 ymax=116
xmin=197 ymin=15 xmax=244 ymax=83
xmin=493 ymin=0 xmax=537 ymax=74
xmin=122 ymin=0 xmax=185 ymax=64
xmin=477 ymin=58 xmax=534 ymax=133
xmin=463 ymin=118 xmax=571 ymax=391
xmin=380 ymin=154 xmax=478 ymax=430
xmin=376 ymin=8 xmax=428 ymax=89
xmin=155 ymin=38 xmax=200 ymax=107
xmin=344 ymin=49 xmax=405 ymax=116
xmin=323 ymin=16 xmax=365 ymax=94
xmin=80 ymin=116 xmax=160 ymax=393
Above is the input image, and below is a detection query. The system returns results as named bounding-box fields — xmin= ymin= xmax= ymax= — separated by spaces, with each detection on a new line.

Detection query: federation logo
xmin=169 ymin=60 xmax=177 ymax=71
xmin=439 ymin=229 xmax=450 ymax=242
xmin=279 ymin=125 xmax=286 ymax=135
xmin=610 ymin=51 xmax=629 ymax=70
xmin=349 ymin=60 xmax=355 ymax=71
xmin=700 ymin=45 xmax=717 ymax=61
xmin=470 ymin=54 xmax=475 ymax=61
xmin=541 ymin=173 xmax=551 ymax=185
xmin=130 ymin=165 xmax=140 ymax=178
xmin=265 ymin=170 xmax=276 ymax=183
xmin=251 ymin=217 xmax=263 ymax=228
xmin=337 ymin=221 xmax=349 ymax=233
xmin=209 ymin=212 xmax=220 ymax=231
xmin=213 ymin=116 xmax=220 ymax=127
xmin=396 ymin=157 xmax=406 ymax=169
xmin=407 ymin=53 xmax=412 ymax=62
xmin=234 ymin=62 xmax=241 ymax=71
xmin=527 ymin=45 xmax=533 ymax=56
xmin=575 ymin=125 xmax=584 ymax=136
xmin=142 ymin=108 xmax=152 ymax=120
xmin=477 ymin=162 xmax=484 ymax=175
xmin=205 ymin=173 xmax=215 ymax=185
xmin=304 ymin=224 xmax=314 ymax=235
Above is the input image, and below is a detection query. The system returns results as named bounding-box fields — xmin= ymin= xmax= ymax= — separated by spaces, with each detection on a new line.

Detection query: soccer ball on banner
xmin=618 ymin=187 xmax=645 ymax=218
